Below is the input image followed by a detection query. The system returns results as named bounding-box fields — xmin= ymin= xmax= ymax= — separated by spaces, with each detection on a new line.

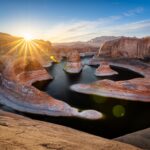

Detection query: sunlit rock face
xmin=64 ymin=50 xmax=82 ymax=73
xmin=71 ymin=78 xmax=150 ymax=102
xmin=95 ymin=62 xmax=118 ymax=76
xmin=99 ymin=37 xmax=150 ymax=58
xmin=67 ymin=50 xmax=81 ymax=62
xmin=0 ymin=56 xmax=102 ymax=120
xmin=71 ymin=59 xmax=150 ymax=102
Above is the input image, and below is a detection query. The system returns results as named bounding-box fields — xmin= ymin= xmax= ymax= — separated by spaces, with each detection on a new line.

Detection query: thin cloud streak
xmin=123 ymin=7 xmax=144 ymax=17
xmin=41 ymin=7 xmax=148 ymax=42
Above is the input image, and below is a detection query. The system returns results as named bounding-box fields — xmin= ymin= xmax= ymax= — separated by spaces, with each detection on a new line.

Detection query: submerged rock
xmin=95 ymin=62 xmax=118 ymax=76
xmin=64 ymin=50 xmax=82 ymax=73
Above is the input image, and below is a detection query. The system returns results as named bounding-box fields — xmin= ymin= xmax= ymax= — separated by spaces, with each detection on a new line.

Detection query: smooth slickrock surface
xmin=95 ymin=62 xmax=118 ymax=76
xmin=115 ymin=128 xmax=150 ymax=150
xmin=0 ymin=56 xmax=102 ymax=120
xmin=71 ymin=59 xmax=150 ymax=102
xmin=0 ymin=110 xmax=140 ymax=150
xmin=64 ymin=50 xmax=82 ymax=73
xmin=99 ymin=37 xmax=150 ymax=58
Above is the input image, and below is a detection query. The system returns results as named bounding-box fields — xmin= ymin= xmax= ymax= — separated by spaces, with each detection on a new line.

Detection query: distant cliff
xmin=52 ymin=36 xmax=118 ymax=55
xmin=99 ymin=37 xmax=150 ymax=58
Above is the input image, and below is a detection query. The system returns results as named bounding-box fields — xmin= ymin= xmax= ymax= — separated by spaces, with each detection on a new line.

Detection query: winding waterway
xmin=1 ymin=57 xmax=150 ymax=139
xmin=32 ymin=57 xmax=150 ymax=138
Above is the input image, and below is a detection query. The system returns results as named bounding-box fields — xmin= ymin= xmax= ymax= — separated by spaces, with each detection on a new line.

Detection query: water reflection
xmin=1 ymin=57 xmax=149 ymax=139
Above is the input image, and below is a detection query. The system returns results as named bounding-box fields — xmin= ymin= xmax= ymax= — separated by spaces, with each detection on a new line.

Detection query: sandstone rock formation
xmin=99 ymin=37 xmax=150 ymax=59
xmin=71 ymin=59 xmax=150 ymax=102
xmin=0 ymin=56 xmax=102 ymax=119
xmin=52 ymin=36 xmax=118 ymax=57
xmin=95 ymin=62 xmax=118 ymax=76
xmin=0 ymin=110 xmax=140 ymax=150
xmin=115 ymin=127 xmax=150 ymax=150
xmin=64 ymin=50 xmax=82 ymax=73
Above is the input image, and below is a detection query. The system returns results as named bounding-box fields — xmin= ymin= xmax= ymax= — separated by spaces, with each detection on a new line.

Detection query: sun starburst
xmin=23 ymin=33 xmax=33 ymax=41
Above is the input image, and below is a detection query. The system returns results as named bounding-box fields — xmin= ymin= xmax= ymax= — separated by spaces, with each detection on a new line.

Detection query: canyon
xmin=71 ymin=37 xmax=150 ymax=102
xmin=0 ymin=56 xmax=102 ymax=120
xmin=0 ymin=33 xmax=150 ymax=149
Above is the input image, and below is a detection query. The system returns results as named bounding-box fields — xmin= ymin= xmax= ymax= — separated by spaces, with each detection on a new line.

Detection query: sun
xmin=23 ymin=33 xmax=33 ymax=41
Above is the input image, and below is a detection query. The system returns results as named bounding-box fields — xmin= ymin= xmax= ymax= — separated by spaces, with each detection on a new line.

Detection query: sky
xmin=0 ymin=0 xmax=150 ymax=42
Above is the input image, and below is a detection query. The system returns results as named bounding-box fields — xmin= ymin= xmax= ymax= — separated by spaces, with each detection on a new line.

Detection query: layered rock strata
xmin=64 ymin=50 xmax=82 ymax=73
xmin=71 ymin=59 xmax=150 ymax=102
xmin=95 ymin=62 xmax=118 ymax=76
xmin=99 ymin=37 xmax=150 ymax=59
xmin=0 ymin=56 xmax=102 ymax=119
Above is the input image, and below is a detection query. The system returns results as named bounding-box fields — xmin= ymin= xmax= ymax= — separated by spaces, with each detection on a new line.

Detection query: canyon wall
xmin=99 ymin=37 xmax=150 ymax=58
xmin=0 ymin=56 xmax=102 ymax=119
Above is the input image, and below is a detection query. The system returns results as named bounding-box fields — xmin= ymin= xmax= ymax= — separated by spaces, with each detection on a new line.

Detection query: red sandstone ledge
xmin=71 ymin=59 xmax=150 ymax=102
xmin=95 ymin=61 xmax=118 ymax=76
xmin=0 ymin=56 xmax=102 ymax=120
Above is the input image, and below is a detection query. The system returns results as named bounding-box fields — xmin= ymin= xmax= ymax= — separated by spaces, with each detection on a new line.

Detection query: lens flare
xmin=112 ymin=105 xmax=126 ymax=118
xmin=50 ymin=55 xmax=58 ymax=62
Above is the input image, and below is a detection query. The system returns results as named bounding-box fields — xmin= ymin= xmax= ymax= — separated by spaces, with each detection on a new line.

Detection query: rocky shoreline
xmin=95 ymin=62 xmax=118 ymax=76
xmin=0 ymin=56 xmax=102 ymax=120
xmin=71 ymin=59 xmax=150 ymax=102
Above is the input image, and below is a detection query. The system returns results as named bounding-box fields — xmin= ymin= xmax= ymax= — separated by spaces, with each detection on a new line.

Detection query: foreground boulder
xmin=99 ymin=37 xmax=150 ymax=59
xmin=0 ymin=110 xmax=140 ymax=150
xmin=115 ymin=128 xmax=150 ymax=150
xmin=64 ymin=50 xmax=82 ymax=73
xmin=95 ymin=62 xmax=118 ymax=76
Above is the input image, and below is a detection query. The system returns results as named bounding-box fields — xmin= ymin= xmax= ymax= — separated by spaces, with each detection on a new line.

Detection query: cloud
xmin=41 ymin=7 xmax=148 ymax=42
xmin=96 ymin=20 xmax=150 ymax=36
xmin=123 ymin=7 xmax=144 ymax=17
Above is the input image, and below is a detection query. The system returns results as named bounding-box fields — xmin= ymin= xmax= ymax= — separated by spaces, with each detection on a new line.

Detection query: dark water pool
xmin=31 ymin=58 xmax=150 ymax=138
xmin=1 ymin=57 xmax=150 ymax=139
